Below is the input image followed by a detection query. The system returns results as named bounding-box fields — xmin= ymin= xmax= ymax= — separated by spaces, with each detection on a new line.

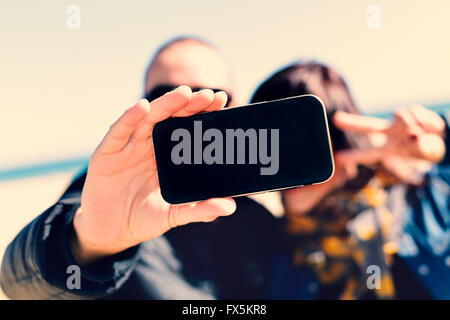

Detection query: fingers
xmin=95 ymin=87 xmax=230 ymax=155
xmin=335 ymin=147 xmax=386 ymax=166
xmin=393 ymin=108 xmax=421 ymax=132
xmin=172 ymin=89 xmax=215 ymax=117
xmin=204 ymin=91 xmax=228 ymax=112
xmin=132 ymin=88 xmax=227 ymax=142
xmin=409 ymin=104 xmax=446 ymax=136
xmin=382 ymin=156 xmax=433 ymax=185
xmin=131 ymin=86 xmax=193 ymax=141
xmin=167 ymin=197 xmax=236 ymax=228
xmin=96 ymin=99 xmax=150 ymax=154
xmin=416 ymin=133 xmax=446 ymax=162
xmin=333 ymin=111 xmax=391 ymax=134
xmin=337 ymin=134 xmax=445 ymax=165
xmin=148 ymin=85 xmax=193 ymax=122
xmin=391 ymin=106 xmax=445 ymax=162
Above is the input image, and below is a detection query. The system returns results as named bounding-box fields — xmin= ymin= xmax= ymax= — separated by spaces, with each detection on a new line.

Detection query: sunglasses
xmin=144 ymin=85 xmax=233 ymax=108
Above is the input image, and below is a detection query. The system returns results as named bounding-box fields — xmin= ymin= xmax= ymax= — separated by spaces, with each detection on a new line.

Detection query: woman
xmin=251 ymin=61 xmax=450 ymax=299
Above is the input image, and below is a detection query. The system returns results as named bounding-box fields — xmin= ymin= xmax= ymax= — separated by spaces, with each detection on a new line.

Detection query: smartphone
xmin=152 ymin=94 xmax=334 ymax=204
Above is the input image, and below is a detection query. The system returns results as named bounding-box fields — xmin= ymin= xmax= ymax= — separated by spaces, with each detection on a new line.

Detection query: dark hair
xmin=250 ymin=61 xmax=371 ymax=151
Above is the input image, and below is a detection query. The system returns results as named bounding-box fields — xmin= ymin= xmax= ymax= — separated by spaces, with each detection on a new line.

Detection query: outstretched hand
xmin=72 ymin=86 xmax=236 ymax=264
xmin=333 ymin=104 xmax=446 ymax=166
xmin=283 ymin=105 xmax=446 ymax=216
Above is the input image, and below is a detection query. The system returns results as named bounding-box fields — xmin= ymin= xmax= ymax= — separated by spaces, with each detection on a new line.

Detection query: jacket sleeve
xmin=0 ymin=171 xmax=140 ymax=300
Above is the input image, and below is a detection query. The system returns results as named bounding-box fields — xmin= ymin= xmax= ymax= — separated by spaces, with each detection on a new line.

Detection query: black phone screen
xmin=152 ymin=94 xmax=334 ymax=204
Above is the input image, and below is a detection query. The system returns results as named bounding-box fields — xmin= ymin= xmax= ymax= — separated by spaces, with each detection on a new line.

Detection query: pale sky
xmin=1 ymin=0 xmax=449 ymax=168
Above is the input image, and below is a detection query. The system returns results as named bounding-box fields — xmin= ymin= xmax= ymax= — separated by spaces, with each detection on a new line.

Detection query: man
xmin=0 ymin=37 xmax=281 ymax=299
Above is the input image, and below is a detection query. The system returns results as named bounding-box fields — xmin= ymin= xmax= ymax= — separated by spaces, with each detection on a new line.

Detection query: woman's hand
xmin=282 ymin=105 xmax=446 ymax=216
xmin=333 ymin=104 xmax=446 ymax=165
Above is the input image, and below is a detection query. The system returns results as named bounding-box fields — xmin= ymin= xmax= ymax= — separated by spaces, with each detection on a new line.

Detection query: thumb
xmin=167 ymin=197 xmax=236 ymax=228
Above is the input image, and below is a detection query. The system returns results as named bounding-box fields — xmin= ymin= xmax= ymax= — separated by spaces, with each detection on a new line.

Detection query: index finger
xmin=147 ymin=85 xmax=193 ymax=125
xmin=96 ymin=99 xmax=150 ymax=154
xmin=409 ymin=104 xmax=446 ymax=136
xmin=130 ymin=86 xmax=193 ymax=142
xmin=333 ymin=111 xmax=391 ymax=134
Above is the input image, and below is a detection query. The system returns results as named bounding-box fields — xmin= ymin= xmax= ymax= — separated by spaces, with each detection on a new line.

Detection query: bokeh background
xmin=1 ymin=0 xmax=449 ymax=299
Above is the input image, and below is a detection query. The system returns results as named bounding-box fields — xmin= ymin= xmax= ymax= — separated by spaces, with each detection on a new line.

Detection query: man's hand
xmin=72 ymin=86 xmax=236 ymax=264
xmin=333 ymin=104 xmax=446 ymax=165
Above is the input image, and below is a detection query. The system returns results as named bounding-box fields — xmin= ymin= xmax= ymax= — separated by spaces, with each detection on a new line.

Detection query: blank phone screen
xmin=152 ymin=95 xmax=334 ymax=204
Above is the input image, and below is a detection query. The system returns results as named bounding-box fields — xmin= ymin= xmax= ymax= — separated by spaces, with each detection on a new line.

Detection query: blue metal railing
xmin=0 ymin=157 xmax=88 ymax=182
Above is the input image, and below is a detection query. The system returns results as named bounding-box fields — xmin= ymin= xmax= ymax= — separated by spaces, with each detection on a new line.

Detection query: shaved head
xmin=144 ymin=38 xmax=234 ymax=100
